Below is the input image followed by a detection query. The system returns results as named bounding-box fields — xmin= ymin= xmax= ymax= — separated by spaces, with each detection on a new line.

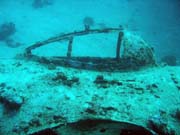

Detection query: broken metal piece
xmin=29 ymin=119 xmax=155 ymax=135
xmin=67 ymin=37 xmax=73 ymax=58
xmin=116 ymin=31 xmax=124 ymax=60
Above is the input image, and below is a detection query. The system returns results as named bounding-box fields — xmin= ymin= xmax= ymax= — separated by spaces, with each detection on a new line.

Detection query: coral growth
xmin=83 ymin=16 xmax=94 ymax=30
xmin=32 ymin=0 xmax=54 ymax=8
xmin=52 ymin=72 xmax=79 ymax=87
xmin=0 ymin=83 xmax=24 ymax=110
xmin=94 ymin=75 xmax=122 ymax=88
xmin=0 ymin=22 xmax=16 ymax=41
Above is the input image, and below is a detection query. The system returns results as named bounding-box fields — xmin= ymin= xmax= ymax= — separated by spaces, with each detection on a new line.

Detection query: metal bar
xmin=25 ymin=27 xmax=123 ymax=55
xmin=67 ymin=37 xmax=73 ymax=58
xmin=116 ymin=32 xmax=124 ymax=60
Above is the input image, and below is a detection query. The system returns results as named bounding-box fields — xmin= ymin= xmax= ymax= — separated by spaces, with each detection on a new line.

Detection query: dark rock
xmin=94 ymin=75 xmax=122 ymax=88
xmin=134 ymin=87 xmax=144 ymax=94
xmin=175 ymin=109 xmax=180 ymax=121
xmin=30 ymin=128 xmax=58 ymax=135
xmin=0 ymin=22 xmax=16 ymax=41
xmin=148 ymin=116 xmax=175 ymax=135
xmin=151 ymin=83 xmax=158 ymax=88
xmin=53 ymin=115 xmax=65 ymax=123
xmin=96 ymin=75 xmax=104 ymax=80
xmin=0 ymin=85 xmax=23 ymax=110
xmin=52 ymin=72 xmax=80 ymax=87
xmin=171 ymin=77 xmax=178 ymax=84
xmin=45 ymin=106 xmax=53 ymax=110
xmin=85 ymin=108 xmax=97 ymax=115
xmin=94 ymin=75 xmax=109 ymax=88
xmin=0 ymin=83 xmax=6 ymax=88
xmin=154 ymin=94 xmax=160 ymax=98
xmin=63 ymin=76 xmax=80 ymax=87
xmin=52 ymin=72 xmax=67 ymax=81
xmin=126 ymin=79 xmax=136 ymax=82
xmin=63 ymin=80 xmax=73 ymax=87
xmin=70 ymin=77 xmax=79 ymax=84
xmin=0 ymin=92 xmax=23 ymax=110
xmin=94 ymin=75 xmax=108 ymax=84
xmin=29 ymin=119 xmax=41 ymax=127
xmin=146 ymin=84 xmax=158 ymax=91
xmin=102 ymin=106 xmax=118 ymax=112
xmin=177 ymin=85 xmax=180 ymax=90
xmin=134 ymin=87 xmax=144 ymax=91
xmin=110 ymin=80 xmax=123 ymax=86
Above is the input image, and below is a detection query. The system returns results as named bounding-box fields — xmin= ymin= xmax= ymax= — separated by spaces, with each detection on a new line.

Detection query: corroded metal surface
xmin=23 ymin=27 xmax=155 ymax=71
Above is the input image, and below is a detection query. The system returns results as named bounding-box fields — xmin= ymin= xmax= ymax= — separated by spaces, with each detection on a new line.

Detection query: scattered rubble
xmin=0 ymin=83 xmax=24 ymax=110
xmin=170 ymin=73 xmax=180 ymax=90
xmin=94 ymin=75 xmax=122 ymax=88
xmin=52 ymin=72 xmax=80 ymax=87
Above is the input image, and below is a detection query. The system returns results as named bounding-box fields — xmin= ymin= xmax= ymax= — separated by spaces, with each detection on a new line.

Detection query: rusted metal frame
xmin=67 ymin=37 xmax=73 ymax=58
xmin=116 ymin=32 xmax=124 ymax=60
xmin=25 ymin=27 xmax=123 ymax=55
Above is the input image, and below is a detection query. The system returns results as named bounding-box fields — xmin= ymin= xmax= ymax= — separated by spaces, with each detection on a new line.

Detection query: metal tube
xmin=67 ymin=37 xmax=73 ymax=58
xmin=116 ymin=32 xmax=124 ymax=60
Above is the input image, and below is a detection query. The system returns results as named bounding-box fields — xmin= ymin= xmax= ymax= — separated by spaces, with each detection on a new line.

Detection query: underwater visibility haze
xmin=0 ymin=0 xmax=180 ymax=135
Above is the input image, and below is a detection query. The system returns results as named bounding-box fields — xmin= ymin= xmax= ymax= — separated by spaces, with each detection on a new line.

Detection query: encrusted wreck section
xmin=22 ymin=27 xmax=156 ymax=71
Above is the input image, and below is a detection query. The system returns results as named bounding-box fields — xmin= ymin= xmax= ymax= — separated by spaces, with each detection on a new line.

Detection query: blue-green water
xmin=0 ymin=0 xmax=180 ymax=60
xmin=0 ymin=0 xmax=180 ymax=135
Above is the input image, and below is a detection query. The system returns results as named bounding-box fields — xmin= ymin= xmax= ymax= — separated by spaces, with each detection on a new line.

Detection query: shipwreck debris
xmin=52 ymin=72 xmax=80 ymax=87
xmin=29 ymin=119 xmax=154 ymax=135
xmin=94 ymin=75 xmax=122 ymax=88
xmin=22 ymin=27 xmax=155 ymax=71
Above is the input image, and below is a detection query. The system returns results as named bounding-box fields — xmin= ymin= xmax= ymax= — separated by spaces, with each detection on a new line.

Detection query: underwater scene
xmin=0 ymin=0 xmax=180 ymax=134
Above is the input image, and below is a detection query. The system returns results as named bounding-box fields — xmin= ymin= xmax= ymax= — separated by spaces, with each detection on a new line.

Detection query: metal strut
xmin=25 ymin=27 xmax=123 ymax=56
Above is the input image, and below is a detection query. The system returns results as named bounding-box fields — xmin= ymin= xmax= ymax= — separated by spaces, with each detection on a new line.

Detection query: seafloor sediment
xmin=0 ymin=59 xmax=180 ymax=134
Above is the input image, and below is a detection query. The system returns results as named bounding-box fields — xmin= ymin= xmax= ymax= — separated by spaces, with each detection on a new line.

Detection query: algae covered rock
xmin=0 ymin=83 xmax=24 ymax=110
xmin=120 ymin=31 xmax=155 ymax=68
xmin=0 ymin=22 xmax=16 ymax=41
xmin=52 ymin=72 xmax=80 ymax=87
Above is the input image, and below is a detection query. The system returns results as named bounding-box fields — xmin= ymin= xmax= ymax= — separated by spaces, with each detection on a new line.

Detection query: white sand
xmin=0 ymin=59 xmax=180 ymax=134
